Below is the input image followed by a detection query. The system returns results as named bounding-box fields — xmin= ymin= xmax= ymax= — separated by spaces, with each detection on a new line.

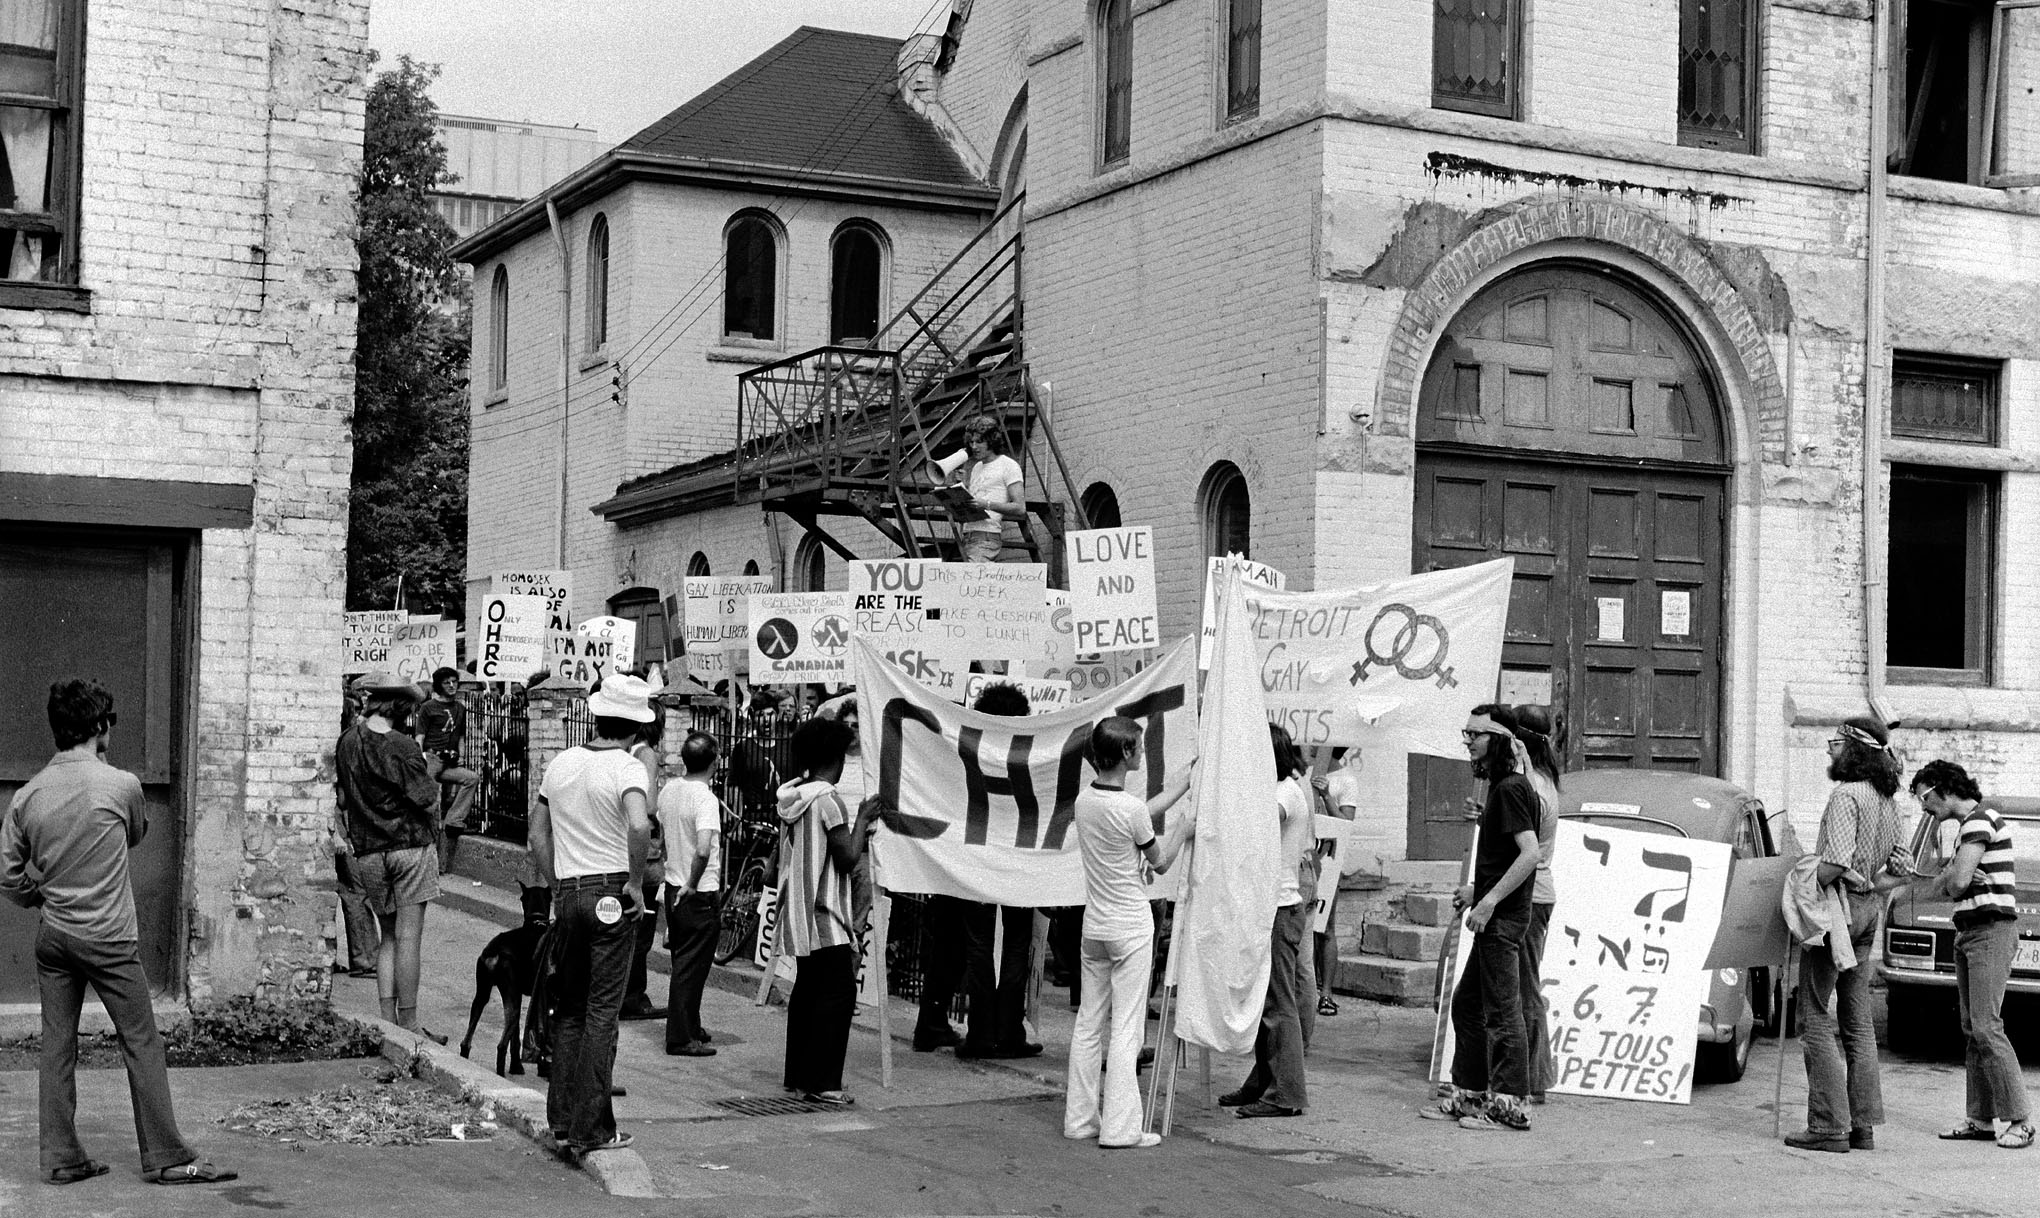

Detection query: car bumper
xmin=1882 ymin=961 xmax=2040 ymax=996
xmin=1696 ymin=1003 xmax=1736 ymax=1044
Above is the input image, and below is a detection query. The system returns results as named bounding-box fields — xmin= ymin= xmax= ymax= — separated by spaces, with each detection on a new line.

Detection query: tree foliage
xmin=348 ymin=55 xmax=470 ymax=617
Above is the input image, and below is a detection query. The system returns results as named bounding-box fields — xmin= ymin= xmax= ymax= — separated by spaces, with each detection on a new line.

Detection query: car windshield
xmin=1562 ymin=813 xmax=1689 ymax=839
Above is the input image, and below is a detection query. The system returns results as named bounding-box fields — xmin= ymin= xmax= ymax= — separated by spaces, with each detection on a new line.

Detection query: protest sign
xmin=959 ymin=673 xmax=1071 ymax=712
xmin=1199 ymin=555 xmax=1284 ymax=670
xmin=754 ymin=885 xmax=890 ymax=1003
xmin=390 ymin=616 xmax=456 ymax=684
xmin=1065 ymin=527 xmax=1158 ymax=654
xmin=920 ymin=562 xmax=1049 ymax=667
xmin=1244 ymin=558 xmax=1513 ymax=754
xmin=492 ymin=571 xmax=572 ymax=673
xmin=682 ymin=576 xmax=772 ymax=680
xmin=749 ymin=592 xmax=855 ymax=684
xmin=1027 ymin=589 xmax=1148 ymax=699
xmin=850 ymin=558 xmax=966 ymax=696
xmin=342 ymin=610 xmax=404 ymax=675
xmin=1540 ymin=820 xmax=1732 ymax=1104
xmin=551 ymin=614 xmax=633 ymax=688
xmin=718 ymin=576 xmax=775 ymax=656
xmin=476 ymin=594 xmax=547 ymax=682
xmin=1309 ymin=815 xmax=1353 ymax=934
xmin=857 ymin=635 xmax=1197 ymax=908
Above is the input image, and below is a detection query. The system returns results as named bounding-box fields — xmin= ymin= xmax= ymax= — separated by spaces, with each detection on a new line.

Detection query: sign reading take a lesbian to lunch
xmin=1065 ymin=526 xmax=1158 ymax=654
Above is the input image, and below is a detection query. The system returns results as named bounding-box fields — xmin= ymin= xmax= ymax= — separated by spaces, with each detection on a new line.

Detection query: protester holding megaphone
xmin=929 ymin=417 xmax=1023 ymax=563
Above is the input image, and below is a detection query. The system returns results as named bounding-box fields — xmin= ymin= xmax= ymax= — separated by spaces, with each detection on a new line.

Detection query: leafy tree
xmin=348 ymin=55 xmax=470 ymax=617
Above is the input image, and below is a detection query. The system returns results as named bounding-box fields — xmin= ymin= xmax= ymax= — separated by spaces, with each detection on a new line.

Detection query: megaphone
xmin=928 ymin=448 xmax=969 ymax=484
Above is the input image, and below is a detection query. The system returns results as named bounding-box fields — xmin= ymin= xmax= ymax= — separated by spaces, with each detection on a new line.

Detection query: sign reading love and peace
xmin=1245 ymin=558 xmax=1513 ymax=754
xmin=749 ymin=591 xmax=855 ymax=684
xmin=1065 ymin=527 xmax=1158 ymax=654
xmin=856 ymin=635 xmax=1198 ymax=907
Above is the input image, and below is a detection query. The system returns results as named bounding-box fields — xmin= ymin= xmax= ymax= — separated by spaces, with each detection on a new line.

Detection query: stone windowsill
xmin=1785 ymin=684 xmax=2040 ymax=734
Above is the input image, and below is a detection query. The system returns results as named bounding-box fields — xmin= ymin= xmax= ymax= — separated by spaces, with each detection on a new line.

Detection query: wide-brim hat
xmin=587 ymin=674 xmax=657 ymax=723
xmin=351 ymin=671 xmax=423 ymax=699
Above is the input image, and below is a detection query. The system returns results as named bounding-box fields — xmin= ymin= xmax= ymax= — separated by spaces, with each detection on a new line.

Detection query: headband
xmin=1837 ymin=724 xmax=1890 ymax=752
xmin=1465 ymin=714 xmax=1510 ymax=738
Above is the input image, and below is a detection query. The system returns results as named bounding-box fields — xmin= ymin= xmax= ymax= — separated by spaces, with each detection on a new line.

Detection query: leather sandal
xmin=46 ymin=1159 xmax=109 ymax=1186
xmin=1939 ymin=1121 xmax=1997 ymax=1141
xmin=146 ymin=1161 xmax=239 ymax=1185
xmin=2000 ymin=1122 xmax=2035 ymax=1150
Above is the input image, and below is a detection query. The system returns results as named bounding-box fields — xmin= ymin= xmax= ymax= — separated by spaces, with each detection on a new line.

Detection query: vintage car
xmin=1555 ymin=769 xmax=1798 ymax=1083
xmin=1881 ymin=795 xmax=2040 ymax=1050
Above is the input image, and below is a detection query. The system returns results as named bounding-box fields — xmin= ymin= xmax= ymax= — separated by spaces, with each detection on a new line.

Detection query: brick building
xmin=0 ymin=0 xmax=367 ymax=1008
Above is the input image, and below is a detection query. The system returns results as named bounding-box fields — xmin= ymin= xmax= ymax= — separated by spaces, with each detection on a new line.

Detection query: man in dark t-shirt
xmin=416 ymin=668 xmax=481 ymax=869
xmin=1421 ymin=705 xmax=1542 ymax=1133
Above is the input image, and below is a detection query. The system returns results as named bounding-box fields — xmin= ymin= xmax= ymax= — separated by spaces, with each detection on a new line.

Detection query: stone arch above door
xmin=1376 ymin=198 xmax=1784 ymax=464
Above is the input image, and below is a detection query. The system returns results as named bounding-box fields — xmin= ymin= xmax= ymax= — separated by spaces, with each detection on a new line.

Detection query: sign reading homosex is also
xmin=1065 ymin=527 xmax=1158 ymax=654
xmin=749 ymin=592 xmax=855 ymax=684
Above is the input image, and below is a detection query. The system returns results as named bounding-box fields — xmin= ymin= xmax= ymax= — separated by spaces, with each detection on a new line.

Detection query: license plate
xmin=2015 ymin=939 xmax=2040 ymax=974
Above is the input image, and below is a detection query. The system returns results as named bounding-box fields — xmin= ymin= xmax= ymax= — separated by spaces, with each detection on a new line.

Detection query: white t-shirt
xmin=1276 ymin=777 xmax=1312 ymax=908
xmin=962 ymin=454 xmax=1022 ymax=535
xmin=1326 ymin=768 xmax=1362 ymax=818
xmin=539 ymin=743 xmax=647 ymax=880
xmin=1074 ymin=783 xmax=1155 ymax=940
xmin=658 ymin=776 xmax=721 ymax=894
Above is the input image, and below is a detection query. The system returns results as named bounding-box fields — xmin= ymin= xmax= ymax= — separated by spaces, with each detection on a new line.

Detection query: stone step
xmin=1332 ymin=952 xmax=1439 ymax=1008
xmin=1361 ymin=920 xmax=1449 ymax=962
xmin=1403 ymin=891 xmax=1458 ymax=928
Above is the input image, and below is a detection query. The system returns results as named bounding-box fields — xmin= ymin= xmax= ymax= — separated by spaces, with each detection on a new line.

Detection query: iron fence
xmin=461 ymin=689 xmax=531 ymax=844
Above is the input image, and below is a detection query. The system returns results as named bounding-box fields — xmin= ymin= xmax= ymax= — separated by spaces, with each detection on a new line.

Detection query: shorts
xmin=353 ymin=846 xmax=440 ymax=915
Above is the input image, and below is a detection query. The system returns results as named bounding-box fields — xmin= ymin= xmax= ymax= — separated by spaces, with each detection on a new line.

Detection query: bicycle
xmin=713 ymin=801 xmax=778 ymax=965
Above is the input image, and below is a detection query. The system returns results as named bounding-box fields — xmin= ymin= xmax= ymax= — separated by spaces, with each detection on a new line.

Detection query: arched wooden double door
xmin=1408 ymin=265 xmax=1730 ymax=860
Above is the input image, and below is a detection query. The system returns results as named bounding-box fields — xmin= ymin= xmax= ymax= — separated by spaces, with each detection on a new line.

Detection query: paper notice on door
xmin=1498 ymin=669 xmax=1553 ymax=706
xmin=1660 ymin=590 xmax=1692 ymax=637
xmin=1596 ymin=597 xmax=1625 ymax=642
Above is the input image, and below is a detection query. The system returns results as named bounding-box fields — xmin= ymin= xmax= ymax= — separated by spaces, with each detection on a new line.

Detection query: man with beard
xmin=1786 ymin=716 xmax=1907 ymax=1153
xmin=1420 ymin=705 xmax=1541 ymax=1133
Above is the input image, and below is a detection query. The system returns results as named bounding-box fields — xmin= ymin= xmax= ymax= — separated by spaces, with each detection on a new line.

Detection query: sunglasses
xmin=102 ymin=711 xmax=118 ymax=729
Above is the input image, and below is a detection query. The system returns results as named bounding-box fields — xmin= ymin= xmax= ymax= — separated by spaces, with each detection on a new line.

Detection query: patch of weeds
xmin=0 ymin=996 xmax=383 ymax=1069
xmin=219 ymin=1061 xmax=499 ymax=1146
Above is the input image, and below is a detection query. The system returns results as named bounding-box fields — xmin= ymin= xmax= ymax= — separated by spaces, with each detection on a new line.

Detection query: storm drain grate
xmin=708 ymin=1094 xmax=839 ymax=1118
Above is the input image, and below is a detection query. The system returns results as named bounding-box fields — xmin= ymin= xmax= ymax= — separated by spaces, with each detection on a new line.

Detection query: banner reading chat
xmin=857 ymin=635 xmax=1198 ymax=908
xmin=1247 ymin=558 xmax=1513 ymax=755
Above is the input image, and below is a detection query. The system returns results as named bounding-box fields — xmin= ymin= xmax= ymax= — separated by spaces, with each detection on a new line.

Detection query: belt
xmin=555 ymin=872 xmax=629 ymax=890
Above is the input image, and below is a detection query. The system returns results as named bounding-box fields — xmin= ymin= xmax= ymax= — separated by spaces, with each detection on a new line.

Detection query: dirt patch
xmin=0 ymin=995 xmax=383 ymax=1070
xmin=219 ymin=1061 xmax=498 ymax=1147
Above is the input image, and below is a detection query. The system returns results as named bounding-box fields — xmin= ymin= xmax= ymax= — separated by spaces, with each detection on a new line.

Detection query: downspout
xmin=545 ymin=199 xmax=572 ymax=571
xmin=1863 ymin=0 xmax=1895 ymax=725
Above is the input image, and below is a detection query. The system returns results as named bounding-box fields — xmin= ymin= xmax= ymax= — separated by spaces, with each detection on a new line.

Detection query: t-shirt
xmin=1953 ymin=804 xmax=2018 ymax=928
xmin=539 ymin=741 xmax=648 ymax=880
xmin=1 ymin=753 xmax=145 ymax=943
xmin=1474 ymin=772 xmax=1541 ymax=921
xmin=1325 ymin=769 xmax=1362 ymax=818
xmin=1276 ymin=777 xmax=1313 ymax=908
xmin=659 ymin=777 xmax=722 ymax=894
xmin=961 ymin=454 xmax=1022 ymax=535
xmin=336 ymin=725 xmax=439 ymax=855
xmin=1525 ymin=769 xmax=1560 ymax=906
xmin=1815 ymin=781 xmax=1903 ymax=882
xmin=416 ymin=697 xmax=465 ymax=756
xmin=1073 ymin=783 xmax=1155 ymax=940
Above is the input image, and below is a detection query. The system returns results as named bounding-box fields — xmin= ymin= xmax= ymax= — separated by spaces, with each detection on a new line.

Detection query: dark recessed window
xmin=1892 ymin=0 xmax=1998 ymax=184
xmin=0 ymin=0 xmax=85 ymax=307
xmin=687 ymin=551 xmax=711 ymax=578
xmin=488 ymin=265 xmax=509 ymax=391
xmin=796 ymin=537 xmax=826 ymax=592
xmin=1433 ymin=0 xmax=1520 ymax=119
xmin=723 ymin=215 xmax=778 ymax=342
xmin=1887 ymin=466 xmax=1994 ymax=684
xmin=1226 ymin=0 xmax=1263 ymax=121
xmin=829 ymin=224 xmax=884 ymax=343
xmin=1099 ymin=0 xmax=1133 ymax=167
xmin=1891 ymin=353 xmax=1998 ymax=444
xmin=586 ymin=214 xmax=610 ymax=351
xmin=1678 ymin=0 xmax=1757 ymax=153
xmin=1081 ymin=482 xmax=1123 ymax=530
xmin=1203 ymin=463 xmax=1251 ymax=559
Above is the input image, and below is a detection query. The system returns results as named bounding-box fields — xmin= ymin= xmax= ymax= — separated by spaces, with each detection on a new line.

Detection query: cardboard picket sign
xmin=850 ymin=559 xmax=966 ymax=697
xmin=492 ymin=570 xmax=573 ymax=675
xmin=476 ymin=595 xmax=546 ymax=682
xmin=342 ymin=610 xmax=404 ymax=676
xmin=1198 ymin=555 xmax=1283 ymax=670
xmin=1027 ymin=589 xmax=1148 ymax=700
xmin=1308 ymin=815 xmax=1353 ymax=934
xmin=391 ymin=616 xmax=456 ymax=684
xmin=919 ymin=561 xmax=1049 ymax=668
xmin=749 ymin=592 xmax=855 ymax=684
xmin=1065 ymin=526 xmax=1159 ymax=654
xmin=959 ymin=673 xmax=1072 ymax=712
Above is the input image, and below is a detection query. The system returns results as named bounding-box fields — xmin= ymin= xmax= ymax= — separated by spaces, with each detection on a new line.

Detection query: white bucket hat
xmin=587 ymin=674 xmax=657 ymax=723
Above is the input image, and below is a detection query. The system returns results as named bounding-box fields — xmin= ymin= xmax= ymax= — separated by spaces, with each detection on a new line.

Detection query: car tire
xmin=1697 ymin=1003 xmax=1753 ymax=1083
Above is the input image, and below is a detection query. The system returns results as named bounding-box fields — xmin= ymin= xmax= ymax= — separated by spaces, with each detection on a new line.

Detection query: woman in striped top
xmin=773 ymin=717 xmax=867 ymax=1107
xmin=1895 ymin=760 xmax=2031 ymax=1150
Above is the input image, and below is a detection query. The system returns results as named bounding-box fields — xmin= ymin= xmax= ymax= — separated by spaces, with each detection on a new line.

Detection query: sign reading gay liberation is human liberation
xmin=1199 ymin=555 xmax=1284 ymax=670
xmin=682 ymin=576 xmax=773 ymax=679
xmin=749 ymin=592 xmax=855 ymax=684
xmin=341 ymin=610 xmax=404 ymax=676
xmin=390 ymin=616 xmax=456 ymax=684
xmin=476 ymin=594 xmax=547 ymax=682
xmin=1243 ymin=558 xmax=1513 ymax=754
xmin=1065 ymin=527 xmax=1158 ymax=654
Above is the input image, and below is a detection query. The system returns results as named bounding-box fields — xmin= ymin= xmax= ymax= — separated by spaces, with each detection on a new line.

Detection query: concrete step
xmin=1332 ymin=952 xmax=1438 ymax=1008
xmin=1360 ymin=920 xmax=1448 ymax=962
xmin=1403 ymin=891 xmax=1457 ymax=927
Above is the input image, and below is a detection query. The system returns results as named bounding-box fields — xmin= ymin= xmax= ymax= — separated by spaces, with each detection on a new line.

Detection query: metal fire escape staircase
xmin=731 ymin=194 xmax=1088 ymax=578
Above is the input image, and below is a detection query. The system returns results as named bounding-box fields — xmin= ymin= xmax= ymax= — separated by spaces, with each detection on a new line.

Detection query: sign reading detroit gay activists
xmin=1245 ymin=558 xmax=1513 ymax=754
xmin=855 ymin=635 xmax=1197 ymax=908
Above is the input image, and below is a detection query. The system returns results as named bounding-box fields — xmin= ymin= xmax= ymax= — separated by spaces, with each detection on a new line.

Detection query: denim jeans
xmin=1450 ymin=911 xmax=1529 ymax=1098
xmin=1955 ymin=918 xmax=2030 ymax=1125
xmin=1520 ymin=902 xmax=1554 ymax=1095
xmin=35 ymin=925 xmax=195 ymax=1174
xmin=1238 ymin=902 xmax=1311 ymax=1111
xmin=1798 ymin=927 xmax=1883 ymax=1136
xmin=545 ymin=875 xmax=633 ymax=1151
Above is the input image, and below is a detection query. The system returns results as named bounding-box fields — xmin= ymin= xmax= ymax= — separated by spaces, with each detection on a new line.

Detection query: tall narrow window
xmin=795 ymin=536 xmax=827 ymax=592
xmin=1678 ymin=0 xmax=1756 ymax=152
xmin=585 ymin=214 xmax=610 ymax=351
xmin=723 ymin=214 xmax=778 ymax=342
xmin=1891 ymin=0 xmax=1997 ymax=184
xmin=0 ymin=0 xmax=85 ymax=306
xmin=1203 ymin=463 xmax=1251 ymax=559
xmin=1432 ymin=0 xmax=1520 ymax=119
xmin=488 ymin=265 xmax=509 ymax=392
xmin=1226 ymin=0 xmax=1262 ymax=121
xmin=829 ymin=224 xmax=884 ymax=344
xmin=687 ymin=552 xmax=711 ymax=578
xmin=1888 ymin=467 xmax=1994 ymax=683
xmin=1099 ymin=0 xmax=1133 ymax=167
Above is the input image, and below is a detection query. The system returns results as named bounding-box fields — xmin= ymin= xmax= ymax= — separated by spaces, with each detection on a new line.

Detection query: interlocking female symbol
xmin=1349 ymin=602 xmax=1458 ymax=689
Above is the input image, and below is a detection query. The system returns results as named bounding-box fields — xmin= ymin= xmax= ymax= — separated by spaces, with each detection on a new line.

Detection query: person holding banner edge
xmin=1063 ymin=716 xmax=1194 ymax=1149
xmin=957 ymin=681 xmax=1046 ymax=1060
xmin=1423 ymin=705 xmax=1541 ymax=1133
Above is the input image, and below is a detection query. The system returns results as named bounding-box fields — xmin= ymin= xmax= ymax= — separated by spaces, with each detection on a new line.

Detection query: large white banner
xmin=1539 ymin=820 xmax=1731 ymax=1104
xmin=856 ymin=636 xmax=1198 ymax=908
xmin=1246 ymin=558 xmax=1513 ymax=755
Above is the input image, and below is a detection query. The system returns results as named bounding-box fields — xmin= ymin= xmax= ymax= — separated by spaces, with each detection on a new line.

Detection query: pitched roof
xmin=617 ymin=26 xmax=982 ymax=194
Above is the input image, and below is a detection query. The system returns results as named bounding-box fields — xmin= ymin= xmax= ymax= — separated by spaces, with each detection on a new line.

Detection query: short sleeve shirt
xmin=1953 ymin=804 xmax=2018 ymax=928
xmin=1815 ymin=781 xmax=1903 ymax=881
xmin=659 ymin=778 xmax=722 ymax=894
xmin=1474 ymin=773 xmax=1541 ymax=921
xmin=336 ymin=725 xmax=439 ymax=854
xmin=1 ymin=753 xmax=144 ymax=943
xmin=1074 ymin=784 xmax=1156 ymax=940
xmin=416 ymin=698 xmax=464 ymax=756
xmin=540 ymin=743 xmax=648 ymax=879
xmin=1276 ymin=778 xmax=1313 ymax=908
xmin=962 ymin=454 xmax=1023 ymax=535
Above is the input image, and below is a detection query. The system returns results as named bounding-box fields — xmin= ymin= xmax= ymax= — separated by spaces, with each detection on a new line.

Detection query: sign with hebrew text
xmin=1541 ymin=820 xmax=1732 ymax=1104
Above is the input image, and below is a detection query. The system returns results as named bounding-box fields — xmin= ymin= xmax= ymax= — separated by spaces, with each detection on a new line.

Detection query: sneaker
xmin=1459 ymin=1095 xmax=1529 ymax=1132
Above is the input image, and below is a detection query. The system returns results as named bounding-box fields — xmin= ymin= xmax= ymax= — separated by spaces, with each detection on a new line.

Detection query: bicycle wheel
xmin=715 ymin=860 xmax=766 ymax=965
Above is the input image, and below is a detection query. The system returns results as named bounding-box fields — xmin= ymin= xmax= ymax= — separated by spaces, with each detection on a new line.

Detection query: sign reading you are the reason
xmin=1065 ymin=527 xmax=1159 ymax=654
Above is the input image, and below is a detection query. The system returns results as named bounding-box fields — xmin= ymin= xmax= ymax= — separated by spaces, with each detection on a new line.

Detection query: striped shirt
xmin=776 ymin=780 xmax=856 ymax=957
xmin=1953 ymin=804 xmax=2018 ymax=928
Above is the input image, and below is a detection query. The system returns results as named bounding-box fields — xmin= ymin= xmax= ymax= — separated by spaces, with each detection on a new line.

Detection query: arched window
xmin=1081 ymin=481 xmax=1122 ymax=530
xmin=829 ymin=223 xmax=886 ymax=344
xmin=585 ymin=214 xmax=610 ymax=351
xmin=687 ymin=551 xmax=711 ymax=578
xmin=742 ymin=559 xmax=761 ymax=577
xmin=1097 ymin=0 xmax=1133 ymax=168
xmin=723 ymin=213 xmax=779 ymax=342
xmin=1201 ymin=462 xmax=1251 ymax=559
xmin=488 ymin=265 xmax=509 ymax=391
xmin=794 ymin=535 xmax=827 ymax=592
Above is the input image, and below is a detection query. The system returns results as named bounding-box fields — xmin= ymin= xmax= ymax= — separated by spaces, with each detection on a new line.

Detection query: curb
xmin=364 ymin=1016 xmax=658 ymax=1198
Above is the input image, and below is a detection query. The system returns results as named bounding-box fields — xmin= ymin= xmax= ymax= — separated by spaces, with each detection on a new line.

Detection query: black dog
xmin=460 ymin=885 xmax=551 ymax=1076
